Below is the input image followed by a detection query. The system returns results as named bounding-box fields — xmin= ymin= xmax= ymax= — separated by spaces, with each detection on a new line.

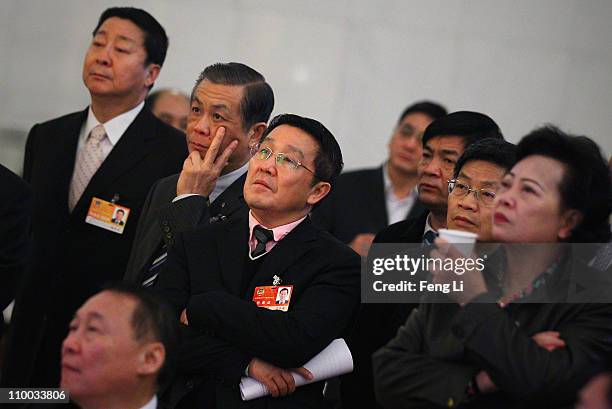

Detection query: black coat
xmin=2 ymin=107 xmax=187 ymax=388
xmin=373 ymin=261 xmax=612 ymax=409
xmin=311 ymin=167 xmax=426 ymax=244
xmin=340 ymin=212 xmax=429 ymax=409
xmin=123 ymin=172 xmax=247 ymax=285
xmin=155 ymin=215 xmax=361 ymax=409
xmin=0 ymin=164 xmax=31 ymax=336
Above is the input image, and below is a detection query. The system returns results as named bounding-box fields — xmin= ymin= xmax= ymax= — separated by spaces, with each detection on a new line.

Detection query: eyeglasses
xmin=250 ymin=143 xmax=321 ymax=179
xmin=448 ymin=179 xmax=497 ymax=206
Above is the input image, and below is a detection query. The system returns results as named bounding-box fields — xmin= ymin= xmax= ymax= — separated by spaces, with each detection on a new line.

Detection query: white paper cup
xmin=437 ymin=229 xmax=478 ymax=256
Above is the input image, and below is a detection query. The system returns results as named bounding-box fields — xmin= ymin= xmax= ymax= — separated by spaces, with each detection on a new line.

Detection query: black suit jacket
xmin=373 ymin=264 xmax=612 ymax=409
xmin=311 ymin=167 xmax=426 ymax=244
xmin=0 ymin=164 xmax=31 ymax=337
xmin=123 ymin=172 xmax=247 ymax=285
xmin=340 ymin=212 xmax=429 ymax=409
xmin=2 ymin=107 xmax=187 ymax=388
xmin=155 ymin=215 xmax=361 ymax=409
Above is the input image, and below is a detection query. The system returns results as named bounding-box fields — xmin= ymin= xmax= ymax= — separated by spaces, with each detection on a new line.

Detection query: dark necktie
xmin=251 ymin=225 xmax=274 ymax=258
xmin=422 ymin=230 xmax=438 ymax=246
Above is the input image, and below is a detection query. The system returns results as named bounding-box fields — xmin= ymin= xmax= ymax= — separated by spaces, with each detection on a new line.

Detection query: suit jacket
xmin=123 ymin=172 xmax=247 ymax=285
xmin=155 ymin=215 xmax=361 ymax=409
xmin=340 ymin=211 xmax=429 ymax=409
xmin=373 ymin=263 xmax=612 ymax=409
xmin=0 ymin=164 xmax=31 ymax=337
xmin=311 ymin=167 xmax=426 ymax=244
xmin=2 ymin=107 xmax=187 ymax=388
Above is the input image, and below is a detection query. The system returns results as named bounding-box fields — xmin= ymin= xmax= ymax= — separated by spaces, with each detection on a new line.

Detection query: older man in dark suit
xmin=155 ymin=114 xmax=361 ymax=409
xmin=123 ymin=62 xmax=273 ymax=288
xmin=2 ymin=7 xmax=186 ymax=390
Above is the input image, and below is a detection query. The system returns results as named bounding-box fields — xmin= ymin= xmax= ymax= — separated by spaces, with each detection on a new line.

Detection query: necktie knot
xmin=422 ymin=230 xmax=438 ymax=245
xmin=88 ymin=124 xmax=107 ymax=143
xmin=251 ymin=225 xmax=274 ymax=258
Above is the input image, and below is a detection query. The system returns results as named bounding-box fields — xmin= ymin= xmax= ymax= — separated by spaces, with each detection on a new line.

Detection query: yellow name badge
xmin=252 ymin=285 xmax=294 ymax=312
xmin=85 ymin=197 xmax=130 ymax=234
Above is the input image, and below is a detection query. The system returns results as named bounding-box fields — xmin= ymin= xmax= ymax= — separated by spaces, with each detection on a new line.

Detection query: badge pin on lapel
xmin=273 ymin=275 xmax=282 ymax=286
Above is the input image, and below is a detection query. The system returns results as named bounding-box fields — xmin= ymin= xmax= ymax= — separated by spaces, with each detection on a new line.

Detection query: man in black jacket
xmin=2 ymin=7 xmax=186 ymax=389
xmin=124 ymin=62 xmax=273 ymax=287
xmin=342 ymin=111 xmax=505 ymax=409
xmin=156 ymin=114 xmax=360 ymax=409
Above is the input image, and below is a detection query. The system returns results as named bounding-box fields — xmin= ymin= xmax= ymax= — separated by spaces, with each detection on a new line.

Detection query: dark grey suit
xmin=124 ymin=172 xmax=247 ymax=285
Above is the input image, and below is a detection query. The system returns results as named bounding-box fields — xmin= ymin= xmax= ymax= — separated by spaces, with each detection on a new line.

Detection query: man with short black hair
xmin=312 ymin=101 xmax=446 ymax=256
xmin=61 ymin=283 xmax=179 ymax=409
xmin=156 ymin=114 xmax=360 ymax=408
xmin=3 ymin=7 xmax=186 ymax=389
xmin=342 ymin=111 xmax=505 ymax=409
xmin=124 ymin=62 xmax=274 ymax=287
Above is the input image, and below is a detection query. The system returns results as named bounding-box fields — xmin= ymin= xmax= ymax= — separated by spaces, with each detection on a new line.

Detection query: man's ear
xmin=558 ymin=209 xmax=583 ymax=240
xmin=144 ymin=64 xmax=161 ymax=88
xmin=136 ymin=342 xmax=165 ymax=377
xmin=306 ymin=181 xmax=331 ymax=206
xmin=248 ymin=123 xmax=267 ymax=147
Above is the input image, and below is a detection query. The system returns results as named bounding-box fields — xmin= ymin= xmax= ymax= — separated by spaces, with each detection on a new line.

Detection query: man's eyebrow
xmin=211 ymin=103 xmax=230 ymax=113
xmin=441 ymin=149 xmax=460 ymax=156
xmin=458 ymin=171 xmax=472 ymax=181
xmin=116 ymin=35 xmax=136 ymax=43
xmin=285 ymin=144 xmax=305 ymax=159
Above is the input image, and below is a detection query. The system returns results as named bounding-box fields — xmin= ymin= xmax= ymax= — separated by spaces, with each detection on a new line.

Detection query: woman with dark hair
xmin=373 ymin=126 xmax=612 ymax=409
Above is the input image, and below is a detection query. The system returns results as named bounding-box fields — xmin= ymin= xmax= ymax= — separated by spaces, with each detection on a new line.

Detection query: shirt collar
xmin=211 ymin=162 xmax=249 ymax=203
xmin=84 ymin=101 xmax=145 ymax=146
xmin=423 ymin=212 xmax=437 ymax=237
xmin=382 ymin=162 xmax=419 ymax=200
xmin=140 ymin=395 xmax=157 ymax=409
xmin=248 ymin=210 xmax=307 ymax=243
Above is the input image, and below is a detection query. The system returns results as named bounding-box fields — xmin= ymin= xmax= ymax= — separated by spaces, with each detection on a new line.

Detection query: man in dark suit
xmin=0 ymin=164 xmax=31 ymax=339
xmin=60 ymin=283 xmax=179 ymax=409
xmin=312 ymin=102 xmax=446 ymax=257
xmin=342 ymin=111 xmax=506 ymax=409
xmin=2 ymin=7 xmax=186 ymax=390
xmin=124 ymin=63 xmax=274 ymax=287
xmin=155 ymin=114 xmax=361 ymax=409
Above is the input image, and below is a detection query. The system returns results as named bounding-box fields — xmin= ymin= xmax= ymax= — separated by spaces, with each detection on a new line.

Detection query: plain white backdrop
xmin=1 ymin=0 xmax=611 ymax=173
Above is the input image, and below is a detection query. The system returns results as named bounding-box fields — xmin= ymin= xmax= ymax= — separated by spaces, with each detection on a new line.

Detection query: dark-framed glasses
xmin=448 ymin=179 xmax=497 ymax=206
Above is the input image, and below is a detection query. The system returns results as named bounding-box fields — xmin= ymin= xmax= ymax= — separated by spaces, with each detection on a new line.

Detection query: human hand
xmin=475 ymin=370 xmax=498 ymax=394
xmin=532 ymin=331 xmax=566 ymax=352
xmin=177 ymin=127 xmax=238 ymax=197
xmin=180 ymin=309 xmax=189 ymax=326
xmin=248 ymin=357 xmax=314 ymax=398
xmin=349 ymin=233 xmax=376 ymax=257
xmin=429 ymin=237 xmax=487 ymax=305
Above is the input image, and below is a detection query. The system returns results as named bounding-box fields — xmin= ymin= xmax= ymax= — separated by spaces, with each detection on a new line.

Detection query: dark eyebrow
xmin=459 ymin=170 xmax=500 ymax=187
xmin=211 ymin=104 xmax=230 ymax=113
xmin=285 ymin=144 xmax=305 ymax=159
xmin=441 ymin=149 xmax=460 ymax=156
xmin=94 ymin=31 xmax=135 ymax=44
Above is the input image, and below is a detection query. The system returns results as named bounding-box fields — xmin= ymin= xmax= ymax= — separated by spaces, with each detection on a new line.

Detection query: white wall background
xmin=1 ymin=0 xmax=611 ymax=174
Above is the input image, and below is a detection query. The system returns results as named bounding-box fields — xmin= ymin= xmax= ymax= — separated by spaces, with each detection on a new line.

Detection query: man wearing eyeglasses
xmin=446 ymin=139 xmax=516 ymax=242
xmin=343 ymin=111 xmax=507 ymax=409
xmin=124 ymin=62 xmax=274 ymax=286
xmin=155 ymin=114 xmax=360 ymax=409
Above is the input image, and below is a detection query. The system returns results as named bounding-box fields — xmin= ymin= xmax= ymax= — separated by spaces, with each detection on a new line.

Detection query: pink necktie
xmin=68 ymin=124 xmax=107 ymax=211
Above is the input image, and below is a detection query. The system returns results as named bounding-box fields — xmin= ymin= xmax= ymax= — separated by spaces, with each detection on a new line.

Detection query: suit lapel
xmin=217 ymin=217 xmax=249 ymax=296
xmin=70 ymin=109 xmax=158 ymax=216
xmin=248 ymin=218 xmax=318 ymax=291
xmin=370 ymin=167 xmax=389 ymax=226
xmin=52 ymin=110 xmax=87 ymax=218
xmin=210 ymin=173 xmax=247 ymax=220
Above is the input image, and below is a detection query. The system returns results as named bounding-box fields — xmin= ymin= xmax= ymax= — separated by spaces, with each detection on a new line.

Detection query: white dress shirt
xmin=76 ymin=101 xmax=145 ymax=159
xmin=382 ymin=163 xmax=418 ymax=225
